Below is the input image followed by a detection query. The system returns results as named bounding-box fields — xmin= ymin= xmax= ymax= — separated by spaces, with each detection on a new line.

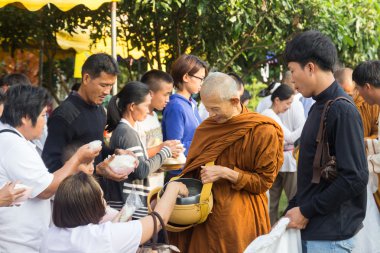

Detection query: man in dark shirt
xmin=42 ymin=53 xmax=129 ymax=182
xmin=284 ymin=30 xmax=368 ymax=252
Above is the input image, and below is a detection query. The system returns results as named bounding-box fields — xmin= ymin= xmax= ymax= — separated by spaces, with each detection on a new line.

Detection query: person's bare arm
xmin=147 ymin=140 xmax=183 ymax=158
xmin=38 ymin=145 xmax=101 ymax=199
xmin=138 ymin=182 xmax=188 ymax=244
xmin=147 ymin=145 xmax=162 ymax=158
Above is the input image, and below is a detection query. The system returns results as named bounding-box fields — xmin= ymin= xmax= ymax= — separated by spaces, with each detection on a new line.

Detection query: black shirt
xmin=288 ymin=82 xmax=368 ymax=240
xmin=42 ymin=92 xmax=112 ymax=172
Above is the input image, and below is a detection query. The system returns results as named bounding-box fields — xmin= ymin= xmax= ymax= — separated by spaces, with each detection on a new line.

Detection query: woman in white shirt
xmin=261 ymin=84 xmax=302 ymax=144
xmin=40 ymin=173 xmax=188 ymax=253
xmin=261 ymin=84 xmax=304 ymax=225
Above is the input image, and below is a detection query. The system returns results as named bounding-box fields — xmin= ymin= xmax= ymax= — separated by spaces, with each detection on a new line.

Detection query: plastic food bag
xmin=244 ymin=218 xmax=302 ymax=253
xmin=108 ymin=154 xmax=137 ymax=175
xmin=119 ymin=188 xmax=144 ymax=222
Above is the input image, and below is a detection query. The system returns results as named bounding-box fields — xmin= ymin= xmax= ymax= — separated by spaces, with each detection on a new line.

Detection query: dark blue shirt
xmin=42 ymin=92 xmax=112 ymax=172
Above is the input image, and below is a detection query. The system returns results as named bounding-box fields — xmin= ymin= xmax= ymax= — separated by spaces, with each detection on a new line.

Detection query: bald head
xmin=282 ymin=71 xmax=292 ymax=85
xmin=334 ymin=68 xmax=354 ymax=95
xmin=200 ymin=72 xmax=239 ymax=101
xmin=200 ymin=72 xmax=242 ymax=123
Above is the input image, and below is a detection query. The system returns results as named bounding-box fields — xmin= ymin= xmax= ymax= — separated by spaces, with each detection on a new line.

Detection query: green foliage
xmin=245 ymin=78 xmax=267 ymax=111
xmin=0 ymin=0 xmax=379 ymax=98
xmin=112 ymin=0 xmax=380 ymax=87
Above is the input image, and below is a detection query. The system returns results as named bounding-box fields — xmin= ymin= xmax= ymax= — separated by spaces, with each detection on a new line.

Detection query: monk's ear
xmin=229 ymin=97 xmax=240 ymax=106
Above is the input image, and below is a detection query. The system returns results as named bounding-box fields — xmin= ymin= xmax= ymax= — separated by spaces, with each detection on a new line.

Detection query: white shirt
xmin=136 ymin=112 xmax=163 ymax=149
xmin=40 ymin=221 xmax=142 ymax=253
xmin=135 ymin=113 xmax=165 ymax=190
xmin=256 ymin=95 xmax=272 ymax=113
xmin=0 ymin=123 xmax=54 ymax=253
xmin=278 ymin=93 xmax=305 ymax=132
xmin=299 ymin=96 xmax=315 ymax=118
xmin=262 ymin=109 xmax=303 ymax=145
xmin=198 ymin=102 xmax=209 ymax=121
xmin=261 ymin=109 xmax=302 ymax=173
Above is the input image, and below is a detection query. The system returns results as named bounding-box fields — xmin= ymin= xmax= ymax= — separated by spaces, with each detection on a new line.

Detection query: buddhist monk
xmin=334 ymin=67 xmax=379 ymax=138
xmin=336 ymin=67 xmax=380 ymax=211
xmin=169 ymin=72 xmax=284 ymax=253
xmin=353 ymin=61 xmax=380 ymax=212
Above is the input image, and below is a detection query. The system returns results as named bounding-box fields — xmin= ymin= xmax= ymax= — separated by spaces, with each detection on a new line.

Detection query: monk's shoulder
xmin=245 ymin=112 xmax=282 ymax=131
xmin=254 ymin=121 xmax=280 ymax=134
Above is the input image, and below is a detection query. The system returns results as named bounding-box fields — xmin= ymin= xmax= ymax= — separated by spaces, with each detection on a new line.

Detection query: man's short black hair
xmin=3 ymin=73 xmax=31 ymax=86
xmin=81 ymin=53 xmax=120 ymax=79
xmin=227 ymin=72 xmax=244 ymax=88
xmin=284 ymin=30 xmax=338 ymax=72
xmin=1 ymin=85 xmax=51 ymax=127
xmin=240 ymin=89 xmax=252 ymax=103
xmin=352 ymin=60 xmax=380 ymax=88
xmin=140 ymin=69 xmax=173 ymax=92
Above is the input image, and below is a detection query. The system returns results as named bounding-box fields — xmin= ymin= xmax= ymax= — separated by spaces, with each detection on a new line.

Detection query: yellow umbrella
xmin=0 ymin=0 xmax=119 ymax=11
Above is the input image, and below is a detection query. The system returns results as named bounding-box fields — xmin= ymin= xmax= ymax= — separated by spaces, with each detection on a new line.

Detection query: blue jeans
xmin=302 ymin=237 xmax=355 ymax=253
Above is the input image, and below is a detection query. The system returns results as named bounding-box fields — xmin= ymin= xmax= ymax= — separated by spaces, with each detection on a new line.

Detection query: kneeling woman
xmin=40 ymin=173 xmax=188 ymax=253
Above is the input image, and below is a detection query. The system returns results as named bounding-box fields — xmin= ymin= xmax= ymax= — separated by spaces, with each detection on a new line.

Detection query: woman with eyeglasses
xmin=162 ymin=54 xmax=208 ymax=182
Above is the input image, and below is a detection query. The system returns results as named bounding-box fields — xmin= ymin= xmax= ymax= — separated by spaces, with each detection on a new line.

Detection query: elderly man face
xmin=201 ymin=72 xmax=241 ymax=124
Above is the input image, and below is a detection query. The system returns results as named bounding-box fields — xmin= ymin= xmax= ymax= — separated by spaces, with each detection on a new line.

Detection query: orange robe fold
xmin=354 ymin=93 xmax=379 ymax=139
xmin=354 ymin=93 xmax=380 ymax=210
xmin=169 ymin=107 xmax=284 ymax=253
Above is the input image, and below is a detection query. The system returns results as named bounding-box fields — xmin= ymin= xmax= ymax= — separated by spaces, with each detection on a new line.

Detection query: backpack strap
xmin=0 ymin=129 xmax=21 ymax=138
xmin=311 ymin=96 xmax=354 ymax=183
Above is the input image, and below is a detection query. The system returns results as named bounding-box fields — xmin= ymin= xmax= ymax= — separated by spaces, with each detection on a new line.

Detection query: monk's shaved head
xmin=334 ymin=68 xmax=354 ymax=95
xmin=200 ymin=72 xmax=239 ymax=101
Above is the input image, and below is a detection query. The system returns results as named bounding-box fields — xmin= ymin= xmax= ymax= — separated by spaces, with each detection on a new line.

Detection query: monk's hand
xmin=285 ymin=207 xmax=309 ymax=229
xmin=200 ymin=165 xmax=227 ymax=183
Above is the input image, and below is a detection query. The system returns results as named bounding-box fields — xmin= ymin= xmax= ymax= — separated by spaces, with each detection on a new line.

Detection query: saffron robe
xmin=169 ymin=107 xmax=284 ymax=253
xmin=354 ymin=93 xmax=379 ymax=139
xmin=354 ymin=93 xmax=380 ymax=210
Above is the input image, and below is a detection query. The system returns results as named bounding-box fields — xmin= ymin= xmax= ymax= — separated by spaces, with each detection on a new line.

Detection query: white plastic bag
xmin=244 ymin=218 xmax=302 ymax=253
xmin=108 ymin=154 xmax=137 ymax=175
xmin=119 ymin=188 xmax=144 ymax=222
xmin=352 ymin=186 xmax=380 ymax=253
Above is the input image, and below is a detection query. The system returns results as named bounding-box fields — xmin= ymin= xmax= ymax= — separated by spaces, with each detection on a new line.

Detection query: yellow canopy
xmin=0 ymin=0 xmax=120 ymax=11
xmin=56 ymin=28 xmax=146 ymax=78
xmin=56 ymin=30 xmax=144 ymax=59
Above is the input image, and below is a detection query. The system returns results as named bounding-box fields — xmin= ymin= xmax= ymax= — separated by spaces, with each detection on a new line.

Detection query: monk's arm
xmin=230 ymin=125 xmax=284 ymax=193
xmin=222 ymin=168 xmax=239 ymax=183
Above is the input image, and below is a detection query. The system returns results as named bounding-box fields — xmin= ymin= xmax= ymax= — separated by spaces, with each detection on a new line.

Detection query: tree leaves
xmin=0 ymin=0 xmax=379 ymax=86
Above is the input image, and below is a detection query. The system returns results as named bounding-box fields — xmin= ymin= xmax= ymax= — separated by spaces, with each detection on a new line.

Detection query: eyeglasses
xmin=189 ymin=74 xmax=205 ymax=82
